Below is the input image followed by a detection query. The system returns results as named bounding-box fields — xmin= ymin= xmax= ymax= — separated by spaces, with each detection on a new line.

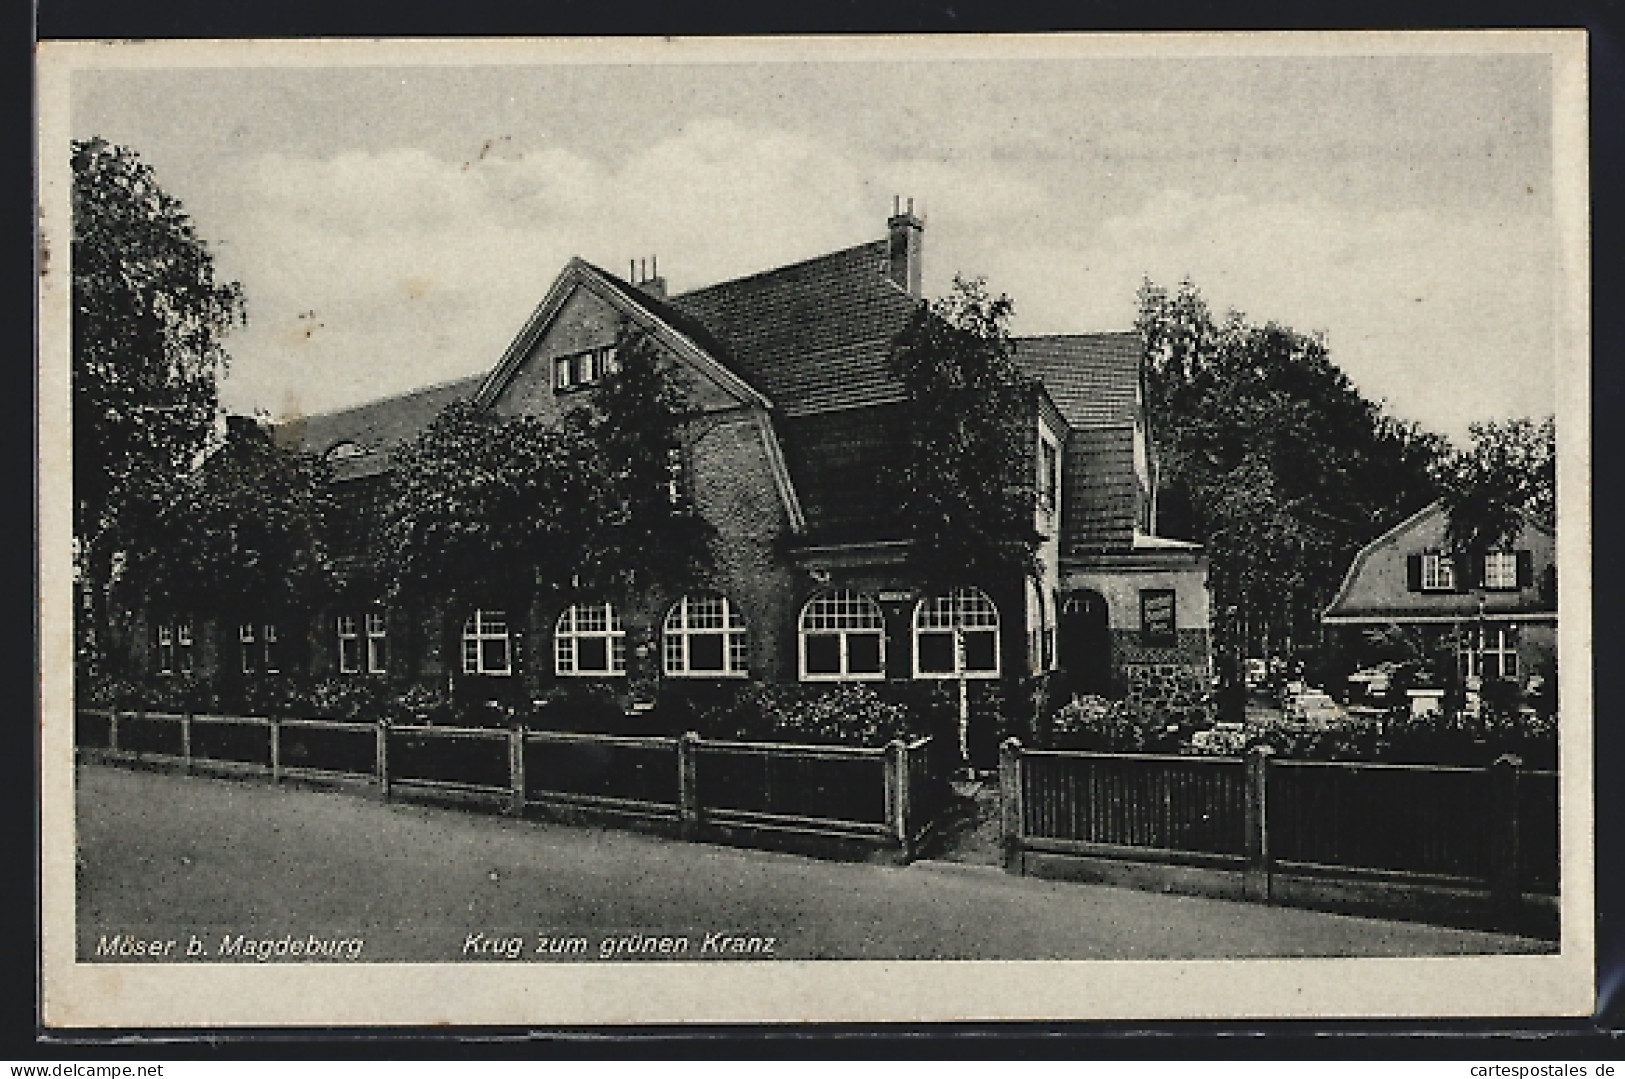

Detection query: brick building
xmin=133 ymin=209 xmax=1213 ymax=734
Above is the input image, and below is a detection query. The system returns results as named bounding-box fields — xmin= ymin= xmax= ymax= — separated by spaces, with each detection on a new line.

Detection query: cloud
xmin=210 ymin=122 xmax=1554 ymax=441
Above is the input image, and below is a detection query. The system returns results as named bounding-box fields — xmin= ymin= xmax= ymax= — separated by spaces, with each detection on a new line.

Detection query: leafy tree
xmin=888 ymin=275 xmax=1041 ymax=582
xmin=382 ymin=402 xmax=600 ymax=602
xmin=117 ymin=416 xmax=332 ymax=615
xmin=1136 ymin=278 xmax=1446 ymax=692
xmin=1436 ymin=415 xmax=1555 ymax=554
xmin=73 ymin=138 xmax=244 ymax=664
xmin=381 ymin=328 xmax=708 ymax=603
xmin=577 ymin=330 xmax=712 ymax=592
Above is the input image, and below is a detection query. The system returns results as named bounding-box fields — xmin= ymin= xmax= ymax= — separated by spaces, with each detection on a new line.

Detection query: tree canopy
xmin=382 ymin=328 xmax=709 ymax=602
xmin=1136 ymin=278 xmax=1446 ymax=669
xmin=72 ymin=137 xmax=245 ymax=560
xmin=117 ymin=416 xmax=332 ymax=614
xmin=888 ymin=275 xmax=1041 ymax=582
xmin=1435 ymin=415 xmax=1555 ymax=554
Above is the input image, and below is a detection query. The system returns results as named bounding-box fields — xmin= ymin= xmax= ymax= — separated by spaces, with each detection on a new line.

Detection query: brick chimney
xmin=630 ymin=256 xmax=667 ymax=300
xmin=886 ymin=196 xmax=924 ymax=297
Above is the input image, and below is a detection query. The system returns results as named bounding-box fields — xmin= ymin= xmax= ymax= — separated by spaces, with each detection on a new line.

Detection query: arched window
xmin=462 ymin=609 xmax=512 ymax=676
xmin=913 ymin=587 xmax=1000 ymax=679
xmin=799 ymin=590 xmax=885 ymax=681
xmin=663 ymin=595 xmax=748 ymax=677
xmin=555 ymin=601 xmax=626 ymax=677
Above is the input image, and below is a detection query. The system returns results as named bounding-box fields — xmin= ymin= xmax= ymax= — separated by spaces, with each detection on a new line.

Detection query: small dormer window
xmin=553 ymin=345 xmax=620 ymax=391
xmin=326 ymin=440 xmax=367 ymax=460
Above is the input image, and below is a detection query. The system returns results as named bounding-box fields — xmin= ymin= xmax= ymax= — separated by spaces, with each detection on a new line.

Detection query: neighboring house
xmin=124 ymin=208 xmax=1213 ymax=734
xmin=1321 ymin=500 xmax=1557 ymax=687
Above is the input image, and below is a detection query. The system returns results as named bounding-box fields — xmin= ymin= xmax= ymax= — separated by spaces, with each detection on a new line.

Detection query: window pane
xmin=554 ymin=357 xmax=571 ymax=388
xmin=917 ymin=632 xmax=955 ymax=674
xmin=847 ymin=633 xmax=883 ymax=675
xmin=575 ymin=637 xmax=607 ymax=672
xmin=805 ymin=635 xmax=841 ymax=675
xmin=340 ymin=638 xmax=361 ymax=674
xmin=688 ymin=634 xmax=725 ymax=672
xmin=728 ymin=631 xmax=748 ymax=673
xmin=481 ymin=638 xmax=509 ymax=673
xmin=463 ymin=639 xmax=480 ymax=674
xmin=963 ymin=629 xmax=998 ymax=672
xmin=367 ymin=638 xmax=387 ymax=674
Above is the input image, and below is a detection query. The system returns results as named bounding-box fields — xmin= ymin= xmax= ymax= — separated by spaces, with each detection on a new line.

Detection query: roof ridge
xmin=672 ymin=238 xmax=888 ymax=302
xmin=1014 ymin=330 xmax=1139 ymax=342
xmin=279 ymin=370 xmax=484 ymax=426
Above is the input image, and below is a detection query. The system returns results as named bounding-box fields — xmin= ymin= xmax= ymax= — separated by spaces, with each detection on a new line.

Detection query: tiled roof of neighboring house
xmin=669 ymin=240 xmax=920 ymax=417
xmin=277 ymin=373 xmax=485 ymax=458
xmin=1011 ymin=333 xmax=1141 ymax=430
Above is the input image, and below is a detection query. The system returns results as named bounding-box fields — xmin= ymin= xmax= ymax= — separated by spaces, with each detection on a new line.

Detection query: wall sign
xmin=1140 ymin=588 xmax=1177 ymax=646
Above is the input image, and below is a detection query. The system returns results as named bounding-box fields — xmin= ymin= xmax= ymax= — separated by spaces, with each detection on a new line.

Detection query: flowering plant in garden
xmin=695 ymin=683 xmax=916 ymax=748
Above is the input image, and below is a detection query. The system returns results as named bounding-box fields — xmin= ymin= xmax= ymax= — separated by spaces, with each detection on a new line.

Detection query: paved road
xmin=75 ymin=763 xmax=1551 ymax=963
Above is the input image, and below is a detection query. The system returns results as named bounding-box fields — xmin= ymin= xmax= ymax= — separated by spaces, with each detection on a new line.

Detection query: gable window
xmin=462 ymin=610 xmax=512 ymax=676
xmin=799 ymin=590 xmax=885 ymax=681
xmin=914 ymin=587 xmax=1001 ymax=679
xmin=1421 ymin=551 xmax=1455 ymax=592
xmin=555 ymin=602 xmax=626 ymax=677
xmin=552 ymin=345 xmax=619 ymax=391
xmin=663 ymin=595 xmax=748 ymax=677
xmin=240 ymin=623 xmax=279 ymax=675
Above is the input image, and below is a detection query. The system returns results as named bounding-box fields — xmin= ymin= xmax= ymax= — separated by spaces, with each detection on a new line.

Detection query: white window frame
xmin=1460 ymin=625 xmax=1520 ymax=681
xmin=176 ymin=621 xmax=194 ymax=673
xmin=1421 ymin=551 xmax=1456 ymax=591
xmin=239 ymin=623 xmax=257 ymax=674
xmin=262 ymin=623 xmax=280 ymax=674
xmin=553 ymin=345 xmax=620 ymax=392
xmin=912 ymin=587 xmax=1002 ymax=680
xmin=462 ymin=609 xmax=513 ymax=676
xmin=555 ymin=601 xmax=627 ymax=677
xmin=337 ymin=615 xmax=361 ymax=674
xmin=365 ymin=612 xmax=388 ymax=674
xmin=663 ymin=595 xmax=748 ymax=678
xmin=1483 ymin=551 xmax=1519 ymax=590
xmin=798 ymin=590 xmax=887 ymax=682
xmin=156 ymin=624 xmax=175 ymax=675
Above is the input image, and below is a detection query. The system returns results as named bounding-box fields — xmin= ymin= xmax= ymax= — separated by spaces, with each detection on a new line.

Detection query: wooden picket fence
xmin=74 ymin=709 xmax=943 ymax=860
xmin=1001 ymin=739 xmax=1560 ymax=934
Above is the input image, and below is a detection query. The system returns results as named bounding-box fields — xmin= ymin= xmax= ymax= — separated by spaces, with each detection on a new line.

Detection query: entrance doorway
xmin=1060 ymin=589 xmax=1112 ymax=698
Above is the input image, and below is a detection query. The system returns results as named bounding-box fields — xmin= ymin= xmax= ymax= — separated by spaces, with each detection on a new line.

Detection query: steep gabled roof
xmin=1011 ymin=333 xmax=1141 ymax=430
xmin=669 ymin=240 xmax=920 ymax=417
xmin=474 ymin=257 xmax=772 ymax=413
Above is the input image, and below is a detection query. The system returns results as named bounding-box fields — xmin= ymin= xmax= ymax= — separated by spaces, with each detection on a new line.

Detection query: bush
xmin=530 ymin=679 xmax=626 ymax=733
xmin=1045 ymin=694 xmax=1141 ymax=751
xmin=304 ymin=677 xmax=390 ymax=722
xmin=686 ymin=683 xmax=915 ymax=748
xmin=386 ymin=682 xmax=456 ymax=726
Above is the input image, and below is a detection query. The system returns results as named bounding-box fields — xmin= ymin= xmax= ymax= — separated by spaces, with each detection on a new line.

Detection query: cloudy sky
xmin=68 ymin=40 xmax=1561 ymax=441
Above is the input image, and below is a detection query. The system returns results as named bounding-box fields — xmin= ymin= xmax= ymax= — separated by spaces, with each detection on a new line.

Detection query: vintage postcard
xmin=37 ymin=32 xmax=1593 ymax=1027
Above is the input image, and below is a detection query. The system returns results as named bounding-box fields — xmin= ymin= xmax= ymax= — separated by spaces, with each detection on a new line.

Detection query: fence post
xmin=886 ymin=739 xmax=911 ymax=859
xmin=507 ymin=726 xmax=526 ymax=818
xmin=999 ymin=737 xmax=1024 ymax=875
xmin=1244 ymin=745 xmax=1274 ymax=902
xmin=269 ymin=719 xmax=282 ymax=783
xmin=377 ymin=721 xmax=391 ymax=801
xmin=181 ymin=713 xmax=193 ymax=773
xmin=1488 ymin=753 xmax=1524 ymax=933
xmin=678 ymin=731 xmax=701 ymax=841
xmin=108 ymin=709 xmax=120 ymax=754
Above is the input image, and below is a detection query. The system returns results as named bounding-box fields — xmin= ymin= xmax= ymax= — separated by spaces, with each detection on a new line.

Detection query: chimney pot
xmin=886 ymin=197 xmax=924 ymax=298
